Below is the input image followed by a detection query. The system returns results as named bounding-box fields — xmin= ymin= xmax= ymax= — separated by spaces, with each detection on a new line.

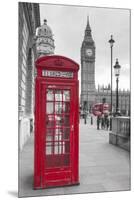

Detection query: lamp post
xmin=108 ymin=35 xmax=115 ymax=130
xmin=113 ymin=59 xmax=121 ymax=116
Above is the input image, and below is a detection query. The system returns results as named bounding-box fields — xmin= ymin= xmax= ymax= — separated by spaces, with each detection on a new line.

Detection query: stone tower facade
xmin=36 ymin=19 xmax=55 ymax=57
xmin=81 ymin=16 xmax=96 ymax=111
xmin=19 ymin=2 xmax=40 ymax=150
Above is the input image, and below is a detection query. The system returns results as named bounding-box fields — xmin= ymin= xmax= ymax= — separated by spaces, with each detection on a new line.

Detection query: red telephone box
xmin=34 ymin=55 xmax=79 ymax=189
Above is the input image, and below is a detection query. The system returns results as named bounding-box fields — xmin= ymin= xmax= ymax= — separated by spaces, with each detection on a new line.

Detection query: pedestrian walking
xmin=97 ymin=115 xmax=101 ymax=130
xmin=91 ymin=116 xmax=93 ymax=125
xmin=101 ymin=114 xmax=105 ymax=129
xmin=84 ymin=111 xmax=87 ymax=124
xmin=106 ymin=116 xmax=110 ymax=130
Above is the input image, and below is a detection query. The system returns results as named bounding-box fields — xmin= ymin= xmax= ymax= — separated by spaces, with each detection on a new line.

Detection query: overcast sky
xmin=40 ymin=3 xmax=130 ymax=91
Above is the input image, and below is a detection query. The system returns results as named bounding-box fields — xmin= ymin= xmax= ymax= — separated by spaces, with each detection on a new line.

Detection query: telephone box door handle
xmin=71 ymin=125 xmax=74 ymax=131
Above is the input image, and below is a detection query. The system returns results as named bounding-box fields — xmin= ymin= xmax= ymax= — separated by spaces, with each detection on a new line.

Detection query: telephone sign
xmin=34 ymin=55 xmax=79 ymax=189
xmin=42 ymin=70 xmax=73 ymax=78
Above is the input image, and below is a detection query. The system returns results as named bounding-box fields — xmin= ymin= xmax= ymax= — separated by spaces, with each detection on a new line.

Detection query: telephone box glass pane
xmin=65 ymin=142 xmax=70 ymax=153
xmin=55 ymin=102 xmax=62 ymax=114
xmin=55 ymin=90 xmax=62 ymax=101
xmin=46 ymin=129 xmax=54 ymax=141
xmin=45 ymin=88 xmax=71 ymax=168
xmin=54 ymin=134 xmax=59 ymax=141
xmin=55 ymin=129 xmax=62 ymax=142
xmin=47 ymin=89 xmax=54 ymax=101
xmin=46 ymin=102 xmax=54 ymax=114
xmin=46 ymin=143 xmax=52 ymax=155
xmin=64 ymin=115 xmax=70 ymax=126
xmin=63 ymin=102 xmax=70 ymax=113
xmin=63 ymin=128 xmax=70 ymax=139
xmin=55 ymin=115 xmax=63 ymax=126
xmin=54 ymin=142 xmax=59 ymax=154
xmin=46 ymin=115 xmax=55 ymax=128
xmin=63 ymin=90 xmax=70 ymax=101
xmin=55 ymin=128 xmax=62 ymax=138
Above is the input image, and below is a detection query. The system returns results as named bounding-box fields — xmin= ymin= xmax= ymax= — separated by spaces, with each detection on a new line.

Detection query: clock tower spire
xmin=85 ymin=16 xmax=91 ymax=36
xmin=81 ymin=16 xmax=96 ymax=111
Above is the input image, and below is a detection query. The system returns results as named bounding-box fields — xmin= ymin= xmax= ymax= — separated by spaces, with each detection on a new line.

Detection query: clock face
xmin=86 ymin=49 xmax=92 ymax=56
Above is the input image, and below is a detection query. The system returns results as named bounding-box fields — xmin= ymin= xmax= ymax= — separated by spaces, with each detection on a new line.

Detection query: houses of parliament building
xmin=80 ymin=17 xmax=130 ymax=116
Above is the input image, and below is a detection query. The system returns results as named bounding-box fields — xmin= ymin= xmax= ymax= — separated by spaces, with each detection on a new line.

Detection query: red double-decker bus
xmin=92 ymin=103 xmax=110 ymax=116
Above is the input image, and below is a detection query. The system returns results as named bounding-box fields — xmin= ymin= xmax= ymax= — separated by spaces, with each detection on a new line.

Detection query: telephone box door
xmin=35 ymin=82 xmax=79 ymax=189
xmin=43 ymin=84 xmax=74 ymax=187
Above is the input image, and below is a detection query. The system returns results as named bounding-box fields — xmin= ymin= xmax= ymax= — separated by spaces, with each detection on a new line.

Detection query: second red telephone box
xmin=34 ymin=55 xmax=79 ymax=189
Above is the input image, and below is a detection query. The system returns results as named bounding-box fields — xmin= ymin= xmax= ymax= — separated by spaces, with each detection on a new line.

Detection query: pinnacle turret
xmin=86 ymin=16 xmax=91 ymax=31
xmin=84 ymin=15 xmax=94 ymax=43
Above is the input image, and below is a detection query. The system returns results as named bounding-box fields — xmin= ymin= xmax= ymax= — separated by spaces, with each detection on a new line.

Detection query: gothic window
xmin=82 ymin=73 xmax=86 ymax=80
xmin=85 ymin=65 xmax=88 ymax=71
xmin=83 ymin=84 xmax=86 ymax=91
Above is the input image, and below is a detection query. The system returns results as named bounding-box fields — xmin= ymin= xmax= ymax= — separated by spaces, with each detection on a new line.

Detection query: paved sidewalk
xmin=19 ymin=117 xmax=130 ymax=197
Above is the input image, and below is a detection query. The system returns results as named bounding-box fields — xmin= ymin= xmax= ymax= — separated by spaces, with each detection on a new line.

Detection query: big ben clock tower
xmin=81 ymin=16 xmax=96 ymax=111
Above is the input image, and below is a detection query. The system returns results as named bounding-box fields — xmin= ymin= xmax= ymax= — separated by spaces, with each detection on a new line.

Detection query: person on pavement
xmin=97 ymin=115 xmax=101 ymax=130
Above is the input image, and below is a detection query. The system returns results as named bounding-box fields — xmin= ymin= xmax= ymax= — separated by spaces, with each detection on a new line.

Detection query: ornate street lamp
xmin=113 ymin=59 xmax=121 ymax=116
xmin=108 ymin=35 xmax=115 ymax=114
xmin=108 ymin=35 xmax=115 ymax=129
